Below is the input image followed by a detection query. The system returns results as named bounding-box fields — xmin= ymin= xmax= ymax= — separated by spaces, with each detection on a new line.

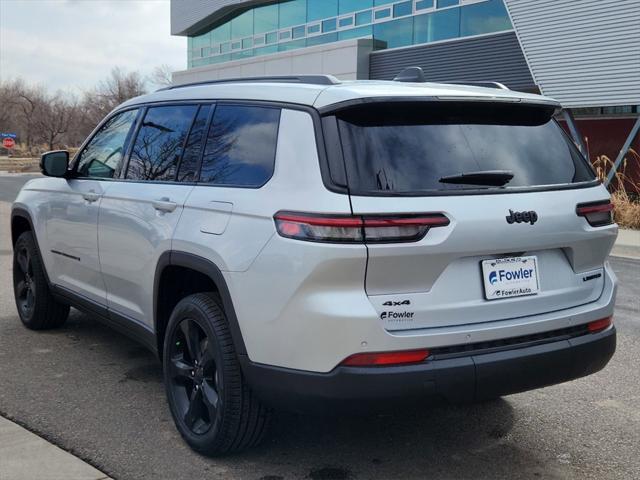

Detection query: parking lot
xmin=0 ymin=175 xmax=639 ymax=480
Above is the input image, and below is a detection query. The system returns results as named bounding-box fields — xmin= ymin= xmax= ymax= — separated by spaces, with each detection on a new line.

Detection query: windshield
xmin=335 ymin=102 xmax=595 ymax=195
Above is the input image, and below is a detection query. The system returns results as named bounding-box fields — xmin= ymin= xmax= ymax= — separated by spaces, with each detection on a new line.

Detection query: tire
xmin=163 ymin=292 xmax=270 ymax=455
xmin=13 ymin=231 xmax=69 ymax=330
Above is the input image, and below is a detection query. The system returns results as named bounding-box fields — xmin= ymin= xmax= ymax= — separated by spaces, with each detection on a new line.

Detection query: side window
xmin=126 ymin=105 xmax=198 ymax=182
xmin=177 ymin=105 xmax=211 ymax=182
xmin=76 ymin=109 xmax=138 ymax=178
xmin=199 ymin=105 xmax=280 ymax=187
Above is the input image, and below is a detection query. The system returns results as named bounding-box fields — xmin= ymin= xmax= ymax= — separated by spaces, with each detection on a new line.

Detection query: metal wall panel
xmin=171 ymin=0 xmax=273 ymax=36
xmin=369 ymin=32 xmax=536 ymax=91
xmin=504 ymin=0 xmax=640 ymax=108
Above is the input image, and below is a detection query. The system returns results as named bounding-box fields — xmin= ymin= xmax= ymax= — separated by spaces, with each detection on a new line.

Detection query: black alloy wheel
xmin=168 ymin=318 xmax=220 ymax=435
xmin=163 ymin=293 xmax=270 ymax=455
xmin=14 ymin=244 xmax=36 ymax=318
xmin=12 ymin=231 xmax=69 ymax=330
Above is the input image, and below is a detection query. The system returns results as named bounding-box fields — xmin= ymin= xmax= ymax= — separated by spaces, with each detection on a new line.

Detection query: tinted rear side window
xmin=335 ymin=102 xmax=594 ymax=195
xmin=127 ymin=105 xmax=198 ymax=181
xmin=199 ymin=105 xmax=280 ymax=187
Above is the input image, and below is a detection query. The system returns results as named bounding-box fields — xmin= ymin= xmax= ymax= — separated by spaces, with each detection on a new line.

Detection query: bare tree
xmin=81 ymin=67 xmax=147 ymax=127
xmin=33 ymin=94 xmax=77 ymax=150
xmin=148 ymin=64 xmax=174 ymax=89
xmin=1 ymin=65 xmax=174 ymax=153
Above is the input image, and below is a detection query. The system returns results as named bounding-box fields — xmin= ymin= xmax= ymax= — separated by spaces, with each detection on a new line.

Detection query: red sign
xmin=2 ymin=138 xmax=15 ymax=149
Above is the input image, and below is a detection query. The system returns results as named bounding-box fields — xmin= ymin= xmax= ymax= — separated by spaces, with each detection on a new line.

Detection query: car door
xmin=97 ymin=104 xmax=200 ymax=328
xmin=44 ymin=108 xmax=139 ymax=305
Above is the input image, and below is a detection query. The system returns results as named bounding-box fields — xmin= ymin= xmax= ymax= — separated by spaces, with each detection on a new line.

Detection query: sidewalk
xmin=611 ymin=228 xmax=640 ymax=260
xmin=0 ymin=416 xmax=111 ymax=480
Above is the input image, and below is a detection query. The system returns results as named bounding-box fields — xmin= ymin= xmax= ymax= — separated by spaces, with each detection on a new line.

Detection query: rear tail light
xmin=274 ymin=212 xmax=449 ymax=243
xmin=587 ymin=316 xmax=613 ymax=333
xmin=576 ymin=200 xmax=614 ymax=227
xmin=341 ymin=349 xmax=430 ymax=366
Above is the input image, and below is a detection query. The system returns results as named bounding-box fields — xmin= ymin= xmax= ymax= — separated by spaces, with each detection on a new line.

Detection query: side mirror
xmin=40 ymin=151 xmax=69 ymax=177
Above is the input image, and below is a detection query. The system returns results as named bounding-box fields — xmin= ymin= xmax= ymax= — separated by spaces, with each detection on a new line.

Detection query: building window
xmin=394 ymin=1 xmax=413 ymax=17
xmin=355 ymin=9 xmax=373 ymax=25
xmin=437 ymin=0 xmax=459 ymax=8
xmin=374 ymin=8 xmax=392 ymax=20
xmin=322 ymin=18 xmax=338 ymax=32
xmin=339 ymin=16 xmax=354 ymax=28
xmin=292 ymin=25 xmax=306 ymax=38
xmin=416 ymin=0 xmax=434 ymax=11
xmin=187 ymin=0 xmax=511 ymax=68
xmin=266 ymin=32 xmax=278 ymax=44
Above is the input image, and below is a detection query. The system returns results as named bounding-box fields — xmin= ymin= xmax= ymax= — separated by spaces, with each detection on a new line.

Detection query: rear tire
xmin=13 ymin=231 xmax=69 ymax=330
xmin=163 ymin=292 xmax=270 ymax=455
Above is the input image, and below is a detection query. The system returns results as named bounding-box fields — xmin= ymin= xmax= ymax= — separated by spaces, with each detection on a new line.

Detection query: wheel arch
xmin=11 ymin=207 xmax=35 ymax=246
xmin=10 ymin=207 xmax=53 ymax=286
xmin=153 ymin=251 xmax=247 ymax=360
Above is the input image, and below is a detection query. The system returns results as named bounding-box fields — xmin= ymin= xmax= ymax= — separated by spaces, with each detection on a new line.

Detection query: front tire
xmin=163 ymin=293 xmax=270 ymax=455
xmin=13 ymin=231 xmax=69 ymax=330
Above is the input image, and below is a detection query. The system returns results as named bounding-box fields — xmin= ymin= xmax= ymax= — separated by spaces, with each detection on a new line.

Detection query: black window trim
xmin=69 ymin=99 xmax=346 ymax=195
xmin=176 ymin=103 xmax=215 ymax=183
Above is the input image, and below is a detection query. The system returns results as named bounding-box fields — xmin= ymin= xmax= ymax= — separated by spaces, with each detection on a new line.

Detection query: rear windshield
xmin=335 ymin=102 xmax=595 ymax=195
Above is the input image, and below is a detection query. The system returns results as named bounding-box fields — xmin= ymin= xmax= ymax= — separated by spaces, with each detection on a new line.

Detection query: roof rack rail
xmin=158 ymin=75 xmax=341 ymax=91
xmin=446 ymin=81 xmax=510 ymax=90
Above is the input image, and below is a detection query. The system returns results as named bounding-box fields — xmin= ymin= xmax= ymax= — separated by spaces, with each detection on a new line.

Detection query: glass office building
xmin=187 ymin=0 xmax=512 ymax=68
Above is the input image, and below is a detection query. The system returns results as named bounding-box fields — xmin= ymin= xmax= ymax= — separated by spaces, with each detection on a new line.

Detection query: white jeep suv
xmin=11 ymin=73 xmax=617 ymax=455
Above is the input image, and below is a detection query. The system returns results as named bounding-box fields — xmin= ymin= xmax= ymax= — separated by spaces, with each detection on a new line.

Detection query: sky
xmin=0 ymin=0 xmax=185 ymax=93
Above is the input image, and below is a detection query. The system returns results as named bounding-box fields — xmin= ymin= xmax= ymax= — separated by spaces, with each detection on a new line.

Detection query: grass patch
xmin=593 ymin=149 xmax=640 ymax=229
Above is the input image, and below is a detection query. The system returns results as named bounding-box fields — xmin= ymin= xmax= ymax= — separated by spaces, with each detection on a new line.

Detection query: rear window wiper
xmin=439 ymin=170 xmax=514 ymax=187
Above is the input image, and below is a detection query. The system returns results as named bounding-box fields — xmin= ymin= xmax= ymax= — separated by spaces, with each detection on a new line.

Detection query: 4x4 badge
xmin=506 ymin=210 xmax=538 ymax=225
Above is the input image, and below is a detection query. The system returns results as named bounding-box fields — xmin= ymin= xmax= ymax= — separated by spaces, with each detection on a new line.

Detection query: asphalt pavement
xmin=0 ymin=174 xmax=40 ymax=203
xmin=0 ymin=175 xmax=639 ymax=480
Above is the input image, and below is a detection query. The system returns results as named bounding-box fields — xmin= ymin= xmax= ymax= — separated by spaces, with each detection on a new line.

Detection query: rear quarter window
xmin=199 ymin=105 xmax=281 ymax=187
xmin=333 ymin=102 xmax=595 ymax=195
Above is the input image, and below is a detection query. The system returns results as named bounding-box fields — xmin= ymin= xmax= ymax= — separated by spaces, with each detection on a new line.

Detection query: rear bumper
xmin=240 ymin=326 xmax=616 ymax=413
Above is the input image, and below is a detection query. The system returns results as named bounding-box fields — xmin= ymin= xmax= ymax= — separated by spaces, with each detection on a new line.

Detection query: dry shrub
xmin=592 ymin=150 xmax=640 ymax=229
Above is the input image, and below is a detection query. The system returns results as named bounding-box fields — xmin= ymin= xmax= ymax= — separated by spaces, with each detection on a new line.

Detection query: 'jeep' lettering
xmin=506 ymin=209 xmax=538 ymax=225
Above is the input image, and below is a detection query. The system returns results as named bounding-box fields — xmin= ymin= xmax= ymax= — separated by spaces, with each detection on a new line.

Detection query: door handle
xmin=152 ymin=197 xmax=178 ymax=213
xmin=82 ymin=190 xmax=100 ymax=203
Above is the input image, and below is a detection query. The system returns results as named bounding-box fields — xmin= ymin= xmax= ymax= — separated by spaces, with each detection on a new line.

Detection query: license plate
xmin=482 ymin=256 xmax=539 ymax=300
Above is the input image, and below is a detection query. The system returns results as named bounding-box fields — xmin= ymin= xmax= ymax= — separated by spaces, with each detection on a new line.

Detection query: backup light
xmin=274 ymin=212 xmax=449 ymax=243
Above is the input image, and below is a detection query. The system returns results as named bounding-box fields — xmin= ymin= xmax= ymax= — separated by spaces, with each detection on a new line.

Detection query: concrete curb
xmin=611 ymin=228 xmax=640 ymax=260
xmin=0 ymin=416 xmax=112 ymax=480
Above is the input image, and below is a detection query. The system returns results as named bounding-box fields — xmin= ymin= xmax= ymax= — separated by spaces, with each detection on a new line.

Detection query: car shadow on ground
xmin=30 ymin=309 xmax=553 ymax=480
